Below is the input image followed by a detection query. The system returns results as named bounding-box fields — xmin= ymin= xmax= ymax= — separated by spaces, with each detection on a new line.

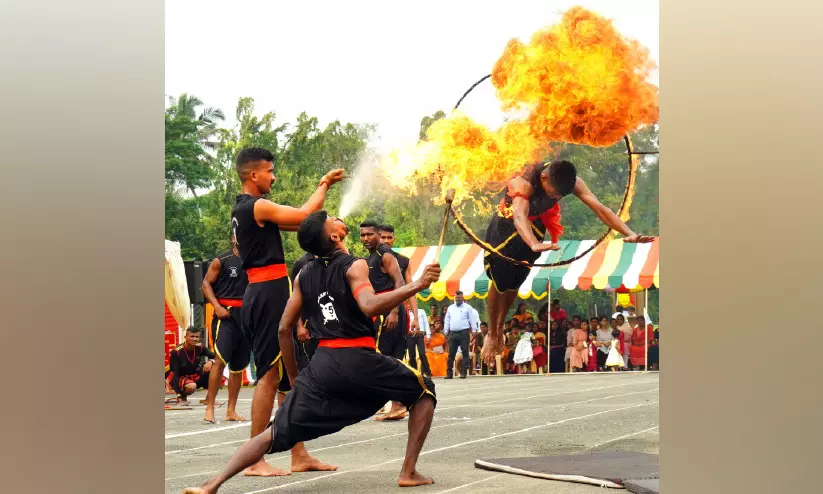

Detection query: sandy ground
xmin=165 ymin=372 xmax=659 ymax=494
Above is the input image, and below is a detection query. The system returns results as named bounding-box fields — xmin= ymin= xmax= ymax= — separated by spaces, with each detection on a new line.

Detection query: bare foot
xmin=225 ymin=411 xmax=246 ymax=422
xmin=182 ymin=488 xmax=212 ymax=494
xmin=381 ymin=407 xmax=408 ymax=421
xmin=291 ymin=456 xmax=338 ymax=472
xmin=398 ymin=471 xmax=434 ymax=487
xmin=203 ymin=409 xmax=215 ymax=424
xmin=242 ymin=460 xmax=291 ymax=477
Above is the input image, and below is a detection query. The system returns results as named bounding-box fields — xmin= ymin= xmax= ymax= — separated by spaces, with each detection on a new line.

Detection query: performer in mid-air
xmin=480 ymin=160 xmax=653 ymax=366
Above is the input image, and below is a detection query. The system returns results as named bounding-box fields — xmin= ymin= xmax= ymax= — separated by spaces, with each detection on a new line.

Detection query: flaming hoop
xmin=445 ymin=73 xmax=659 ymax=268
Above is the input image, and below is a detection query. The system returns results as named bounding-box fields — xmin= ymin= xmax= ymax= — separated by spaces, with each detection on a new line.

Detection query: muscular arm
xmin=347 ymin=259 xmax=438 ymax=317
xmin=508 ymin=177 xmax=542 ymax=249
xmin=574 ymin=178 xmax=636 ymax=238
xmin=404 ymin=265 xmax=419 ymax=330
xmin=381 ymin=251 xmax=404 ymax=323
xmin=278 ymin=276 xmax=303 ymax=386
xmin=253 ymin=169 xmax=344 ymax=227
xmin=201 ymin=258 xmax=224 ymax=314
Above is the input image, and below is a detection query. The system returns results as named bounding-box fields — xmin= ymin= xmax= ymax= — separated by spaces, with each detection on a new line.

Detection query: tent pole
xmin=546 ymin=280 xmax=551 ymax=376
xmin=644 ymin=289 xmax=649 ymax=373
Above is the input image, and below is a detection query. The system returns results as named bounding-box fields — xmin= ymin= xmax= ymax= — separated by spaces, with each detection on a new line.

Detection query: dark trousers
xmin=447 ymin=330 xmax=471 ymax=376
xmin=406 ymin=334 xmax=431 ymax=375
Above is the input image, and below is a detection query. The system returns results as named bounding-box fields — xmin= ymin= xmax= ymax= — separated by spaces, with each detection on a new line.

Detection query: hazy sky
xmin=165 ymin=0 xmax=658 ymax=151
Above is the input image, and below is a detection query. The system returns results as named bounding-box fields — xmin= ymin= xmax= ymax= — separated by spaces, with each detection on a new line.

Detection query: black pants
xmin=406 ymin=334 xmax=431 ymax=375
xmin=447 ymin=330 xmax=471 ymax=376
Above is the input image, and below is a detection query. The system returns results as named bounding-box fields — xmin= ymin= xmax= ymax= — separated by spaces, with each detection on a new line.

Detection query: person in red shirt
xmin=549 ymin=299 xmax=567 ymax=322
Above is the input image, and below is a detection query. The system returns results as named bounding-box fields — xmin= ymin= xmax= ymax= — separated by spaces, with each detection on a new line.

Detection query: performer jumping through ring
xmin=480 ymin=160 xmax=654 ymax=366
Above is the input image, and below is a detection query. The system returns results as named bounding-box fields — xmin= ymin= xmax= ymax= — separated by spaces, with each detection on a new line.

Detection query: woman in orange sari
xmin=425 ymin=318 xmax=449 ymax=377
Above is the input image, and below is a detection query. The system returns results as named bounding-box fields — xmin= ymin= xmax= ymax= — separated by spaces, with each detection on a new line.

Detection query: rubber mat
xmin=624 ymin=478 xmax=660 ymax=494
xmin=475 ymin=451 xmax=659 ymax=489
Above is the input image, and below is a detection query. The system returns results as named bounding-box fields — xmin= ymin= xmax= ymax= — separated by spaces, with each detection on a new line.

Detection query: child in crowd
xmin=586 ymin=330 xmax=599 ymax=372
xmin=606 ymin=328 xmax=625 ymax=371
xmin=513 ymin=323 xmax=535 ymax=374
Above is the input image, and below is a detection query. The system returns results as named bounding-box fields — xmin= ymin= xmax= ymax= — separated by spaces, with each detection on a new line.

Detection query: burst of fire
xmin=382 ymin=6 xmax=659 ymax=206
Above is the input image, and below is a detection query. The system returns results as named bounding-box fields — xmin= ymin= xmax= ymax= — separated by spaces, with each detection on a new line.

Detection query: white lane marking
xmin=164 ymin=388 xmax=657 ymax=481
xmin=436 ymin=379 xmax=657 ymax=411
xmin=241 ymin=400 xmax=659 ymax=493
xmin=164 ymin=378 xmax=654 ymax=438
xmin=588 ymin=425 xmax=659 ymax=449
xmin=434 ymin=473 xmax=505 ymax=493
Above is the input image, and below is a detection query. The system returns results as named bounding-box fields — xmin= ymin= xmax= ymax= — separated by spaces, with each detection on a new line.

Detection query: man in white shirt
xmin=444 ymin=291 xmax=478 ymax=379
xmin=407 ymin=307 xmax=431 ymax=377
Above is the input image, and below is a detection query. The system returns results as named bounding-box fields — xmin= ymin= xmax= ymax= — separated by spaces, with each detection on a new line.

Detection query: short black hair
xmin=611 ymin=329 xmax=621 ymax=339
xmin=572 ymin=315 xmax=582 ymax=321
xmin=359 ymin=221 xmax=379 ymax=230
xmin=235 ymin=147 xmax=275 ymax=181
xmin=455 ymin=290 xmax=464 ymax=296
xmin=480 ymin=321 xmax=488 ymax=326
xmin=378 ymin=224 xmax=394 ymax=233
xmin=552 ymin=299 xmax=560 ymax=305
xmin=298 ymin=210 xmax=335 ymax=257
xmin=185 ymin=326 xmax=200 ymax=334
xmin=545 ymin=160 xmax=577 ymax=196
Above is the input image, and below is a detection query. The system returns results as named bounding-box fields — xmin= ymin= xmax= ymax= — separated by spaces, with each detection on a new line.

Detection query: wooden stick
xmin=434 ymin=189 xmax=456 ymax=261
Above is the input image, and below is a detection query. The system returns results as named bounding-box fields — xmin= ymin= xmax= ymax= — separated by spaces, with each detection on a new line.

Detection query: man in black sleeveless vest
xmin=168 ymin=327 xmax=215 ymax=406
xmin=378 ymin=224 xmax=430 ymax=378
xmin=480 ymin=160 xmax=654 ymax=368
xmin=231 ymin=147 xmax=343 ymax=477
xmin=183 ymin=211 xmax=440 ymax=494
xmin=201 ymin=234 xmax=250 ymax=424
xmin=274 ymin=219 xmax=349 ymax=407
xmin=360 ymin=221 xmax=409 ymax=421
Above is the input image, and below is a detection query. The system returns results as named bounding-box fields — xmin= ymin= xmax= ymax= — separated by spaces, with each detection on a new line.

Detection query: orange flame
xmin=382 ymin=6 xmax=658 ymax=206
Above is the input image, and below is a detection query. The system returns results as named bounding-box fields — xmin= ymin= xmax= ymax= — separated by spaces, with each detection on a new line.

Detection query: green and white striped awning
xmin=393 ymin=237 xmax=660 ymax=301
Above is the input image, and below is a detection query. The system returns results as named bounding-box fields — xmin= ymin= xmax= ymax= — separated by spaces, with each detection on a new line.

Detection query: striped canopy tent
xmin=393 ymin=237 xmax=659 ymax=302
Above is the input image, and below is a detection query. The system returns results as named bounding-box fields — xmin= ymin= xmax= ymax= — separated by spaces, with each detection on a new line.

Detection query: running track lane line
xmin=588 ymin=425 xmax=659 ymax=449
xmin=165 ymin=386 xmax=657 ymax=457
xmin=165 ymin=378 xmax=654 ymax=438
xmin=164 ymin=388 xmax=657 ymax=481
xmin=433 ymin=473 xmax=506 ymax=493
xmin=240 ymin=401 xmax=659 ymax=494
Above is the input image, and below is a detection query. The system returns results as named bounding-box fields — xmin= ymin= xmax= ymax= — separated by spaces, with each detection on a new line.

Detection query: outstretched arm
xmin=346 ymin=260 xmax=440 ymax=318
xmin=381 ymin=250 xmax=405 ymax=329
xmin=574 ymin=178 xmax=654 ymax=243
xmin=253 ymin=169 xmax=345 ymax=227
xmin=278 ymin=276 xmax=303 ymax=386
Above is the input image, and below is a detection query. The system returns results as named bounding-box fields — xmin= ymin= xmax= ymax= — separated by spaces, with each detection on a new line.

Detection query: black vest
xmin=299 ymin=253 xmax=376 ymax=340
xmin=231 ymin=194 xmax=285 ymax=269
xmin=212 ymin=250 xmax=248 ymax=300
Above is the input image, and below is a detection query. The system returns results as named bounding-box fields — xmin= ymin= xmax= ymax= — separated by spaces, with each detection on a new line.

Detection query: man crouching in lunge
xmin=183 ymin=211 xmax=441 ymax=493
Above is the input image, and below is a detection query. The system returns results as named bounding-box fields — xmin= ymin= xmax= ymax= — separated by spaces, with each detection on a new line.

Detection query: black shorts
xmin=484 ymin=215 xmax=542 ymax=293
xmin=212 ymin=307 xmax=251 ymax=373
xmin=241 ymin=277 xmax=291 ymax=382
xmin=267 ymin=346 xmax=436 ymax=454
xmin=179 ymin=372 xmax=210 ymax=393
xmin=376 ymin=307 xmax=408 ymax=360
xmin=277 ymin=335 xmax=319 ymax=395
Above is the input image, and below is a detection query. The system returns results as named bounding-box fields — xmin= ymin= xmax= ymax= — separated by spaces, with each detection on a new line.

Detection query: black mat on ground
xmin=624 ymin=478 xmax=660 ymax=494
xmin=475 ymin=452 xmax=659 ymax=489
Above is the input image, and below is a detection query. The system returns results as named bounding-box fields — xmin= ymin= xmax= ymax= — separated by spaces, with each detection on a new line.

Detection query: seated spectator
xmin=512 ymin=302 xmax=534 ymax=325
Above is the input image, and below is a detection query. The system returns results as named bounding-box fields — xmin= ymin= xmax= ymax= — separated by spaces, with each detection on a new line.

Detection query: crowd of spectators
xmin=419 ymin=299 xmax=659 ymax=376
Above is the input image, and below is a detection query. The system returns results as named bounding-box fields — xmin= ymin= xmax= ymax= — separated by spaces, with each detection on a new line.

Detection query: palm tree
xmin=167 ymin=93 xmax=225 ymax=151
